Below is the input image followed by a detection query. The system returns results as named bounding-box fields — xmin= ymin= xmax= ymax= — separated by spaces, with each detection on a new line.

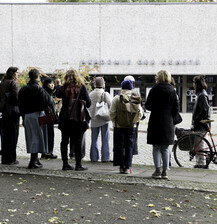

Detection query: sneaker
xmin=194 ymin=165 xmax=209 ymax=169
xmin=161 ymin=171 xmax=168 ymax=179
xmin=124 ymin=168 xmax=132 ymax=174
xmin=62 ymin=164 xmax=74 ymax=171
xmin=119 ymin=167 xmax=125 ymax=174
xmin=152 ymin=169 xmax=161 ymax=179
xmin=75 ymin=165 xmax=88 ymax=171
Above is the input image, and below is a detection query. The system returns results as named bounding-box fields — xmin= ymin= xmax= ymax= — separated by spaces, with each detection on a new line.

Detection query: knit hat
xmin=124 ymin=75 xmax=135 ymax=82
xmin=121 ymin=80 xmax=133 ymax=90
xmin=95 ymin=77 xmax=105 ymax=88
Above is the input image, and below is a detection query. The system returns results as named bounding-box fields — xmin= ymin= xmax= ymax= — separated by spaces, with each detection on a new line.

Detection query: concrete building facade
xmin=1 ymin=3 xmax=217 ymax=112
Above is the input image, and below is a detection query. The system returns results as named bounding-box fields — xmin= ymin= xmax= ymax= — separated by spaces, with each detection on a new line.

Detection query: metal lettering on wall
xmin=80 ymin=59 xmax=201 ymax=66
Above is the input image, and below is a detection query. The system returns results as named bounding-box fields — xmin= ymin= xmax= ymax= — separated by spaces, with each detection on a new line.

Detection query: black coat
xmin=192 ymin=89 xmax=210 ymax=131
xmin=145 ymin=83 xmax=178 ymax=145
xmin=18 ymin=80 xmax=52 ymax=115
xmin=56 ymin=84 xmax=91 ymax=132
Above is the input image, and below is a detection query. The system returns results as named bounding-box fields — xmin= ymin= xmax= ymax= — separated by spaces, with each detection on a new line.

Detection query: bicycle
xmin=172 ymin=120 xmax=217 ymax=168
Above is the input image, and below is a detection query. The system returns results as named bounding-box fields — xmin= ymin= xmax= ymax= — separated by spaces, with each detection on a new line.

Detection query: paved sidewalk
xmin=1 ymin=157 xmax=217 ymax=193
xmin=1 ymin=113 xmax=217 ymax=192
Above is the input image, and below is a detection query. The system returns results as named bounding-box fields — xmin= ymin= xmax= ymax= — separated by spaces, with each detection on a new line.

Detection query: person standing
xmin=18 ymin=69 xmax=52 ymax=169
xmin=110 ymin=80 xmax=143 ymax=174
xmin=89 ymin=77 xmax=112 ymax=162
xmin=0 ymin=67 xmax=20 ymax=165
xmin=145 ymin=70 xmax=179 ymax=179
xmin=41 ymin=77 xmax=58 ymax=160
xmin=56 ymin=69 xmax=91 ymax=171
xmin=191 ymin=75 xmax=210 ymax=168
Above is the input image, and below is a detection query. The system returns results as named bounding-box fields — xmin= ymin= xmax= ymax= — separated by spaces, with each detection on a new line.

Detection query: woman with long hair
xmin=57 ymin=69 xmax=91 ymax=171
xmin=192 ymin=75 xmax=210 ymax=168
xmin=0 ymin=67 xmax=20 ymax=165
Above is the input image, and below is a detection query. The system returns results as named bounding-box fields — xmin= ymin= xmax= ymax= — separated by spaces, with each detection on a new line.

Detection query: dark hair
xmin=28 ymin=69 xmax=40 ymax=80
xmin=43 ymin=77 xmax=54 ymax=88
xmin=2 ymin=66 xmax=18 ymax=81
xmin=193 ymin=75 xmax=207 ymax=93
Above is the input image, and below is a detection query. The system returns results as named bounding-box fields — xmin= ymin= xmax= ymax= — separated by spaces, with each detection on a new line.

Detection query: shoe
xmin=3 ymin=160 xmax=19 ymax=165
xmin=28 ymin=162 xmax=43 ymax=169
xmin=161 ymin=171 xmax=168 ymax=179
xmin=41 ymin=153 xmax=57 ymax=159
xmin=62 ymin=164 xmax=74 ymax=171
xmin=69 ymin=153 xmax=75 ymax=159
xmin=119 ymin=166 xmax=125 ymax=174
xmin=75 ymin=165 xmax=88 ymax=171
xmin=152 ymin=168 xmax=161 ymax=179
xmin=123 ymin=168 xmax=132 ymax=174
xmin=36 ymin=159 xmax=42 ymax=166
xmin=194 ymin=165 xmax=209 ymax=169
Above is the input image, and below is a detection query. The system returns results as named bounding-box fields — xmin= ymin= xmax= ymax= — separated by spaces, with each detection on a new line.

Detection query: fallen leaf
xmin=164 ymin=207 xmax=172 ymax=211
xmin=119 ymin=216 xmax=126 ymax=220
xmin=66 ymin=208 xmax=74 ymax=211
xmin=147 ymin=204 xmax=155 ymax=207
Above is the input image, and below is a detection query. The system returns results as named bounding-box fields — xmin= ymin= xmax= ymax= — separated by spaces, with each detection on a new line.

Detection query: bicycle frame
xmin=192 ymin=127 xmax=216 ymax=158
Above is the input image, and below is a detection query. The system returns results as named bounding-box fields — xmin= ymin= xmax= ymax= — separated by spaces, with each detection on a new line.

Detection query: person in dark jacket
xmin=0 ymin=67 xmax=20 ymax=165
xmin=145 ymin=70 xmax=179 ymax=179
xmin=191 ymin=75 xmax=210 ymax=168
xmin=18 ymin=69 xmax=52 ymax=169
xmin=41 ymin=77 xmax=58 ymax=159
xmin=56 ymin=69 xmax=91 ymax=171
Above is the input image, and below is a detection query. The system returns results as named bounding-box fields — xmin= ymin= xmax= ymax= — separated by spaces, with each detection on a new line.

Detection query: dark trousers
xmin=70 ymin=132 xmax=85 ymax=159
xmin=60 ymin=121 xmax=84 ymax=166
xmin=113 ymin=127 xmax=136 ymax=168
xmin=47 ymin=123 xmax=54 ymax=154
xmin=1 ymin=115 xmax=19 ymax=164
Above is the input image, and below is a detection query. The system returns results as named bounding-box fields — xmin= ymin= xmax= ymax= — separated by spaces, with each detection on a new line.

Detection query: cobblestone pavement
xmin=1 ymin=113 xmax=217 ymax=193
xmin=16 ymin=113 xmax=217 ymax=170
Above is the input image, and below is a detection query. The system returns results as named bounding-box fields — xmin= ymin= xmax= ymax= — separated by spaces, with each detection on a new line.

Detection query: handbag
xmin=95 ymin=92 xmax=110 ymax=121
xmin=38 ymin=111 xmax=53 ymax=125
xmin=68 ymin=88 xmax=91 ymax=122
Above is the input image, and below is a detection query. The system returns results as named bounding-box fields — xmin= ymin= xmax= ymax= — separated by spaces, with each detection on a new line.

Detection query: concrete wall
xmin=1 ymin=3 xmax=217 ymax=75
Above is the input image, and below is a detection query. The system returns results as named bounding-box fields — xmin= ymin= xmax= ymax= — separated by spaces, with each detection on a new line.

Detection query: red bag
xmin=38 ymin=111 xmax=53 ymax=125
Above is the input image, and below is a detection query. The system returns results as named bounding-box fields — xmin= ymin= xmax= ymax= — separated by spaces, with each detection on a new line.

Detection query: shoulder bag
xmin=95 ymin=92 xmax=110 ymax=121
xmin=68 ymin=88 xmax=91 ymax=122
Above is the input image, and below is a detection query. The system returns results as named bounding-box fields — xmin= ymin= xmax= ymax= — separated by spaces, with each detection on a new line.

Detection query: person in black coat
xmin=191 ymin=75 xmax=210 ymax=168
xmin=0 ymin=67 xmax=20 ymax=165
xmin=56 ymin=69 xmax=91 ymax=171
xmin=145 ymin=70 xmax=179 ymax=179
xmin=18 ymin=69 xmax=53 ymax=169
xmin=41 ymin=77 xmax=58 ymax=159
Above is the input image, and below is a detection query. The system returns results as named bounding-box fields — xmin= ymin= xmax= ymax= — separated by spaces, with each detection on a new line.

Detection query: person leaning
xmin=89 ymin=77 xmax=112 ymax=162
xmin=18 ymin=69 xmax=52 ymax=169
xmin=191 ymin=75 xmax=210 ymax=168
xmin=0 ymin=67 xmax=20 ymax=165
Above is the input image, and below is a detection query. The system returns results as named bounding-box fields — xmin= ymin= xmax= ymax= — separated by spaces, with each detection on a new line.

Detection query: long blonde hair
xmin=63 ymin=69 xmax=84 ymax=87
xmin=155 ymin=70 xmax=171 ymax=84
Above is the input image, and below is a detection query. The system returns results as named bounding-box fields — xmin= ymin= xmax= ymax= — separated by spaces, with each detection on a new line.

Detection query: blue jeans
xmin=153 ymin=145 xmax=170 ymax=170
xmin=90 ymin=123 xmax=110 ymax=162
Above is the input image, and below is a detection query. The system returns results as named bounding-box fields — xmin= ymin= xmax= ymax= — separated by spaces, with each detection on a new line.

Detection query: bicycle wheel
xmin=173 ymin=133 xmax=213 ymax=168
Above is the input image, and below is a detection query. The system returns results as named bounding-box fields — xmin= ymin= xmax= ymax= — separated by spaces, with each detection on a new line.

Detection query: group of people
xmin=0 ymin=67 xmax=211 ymax=179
